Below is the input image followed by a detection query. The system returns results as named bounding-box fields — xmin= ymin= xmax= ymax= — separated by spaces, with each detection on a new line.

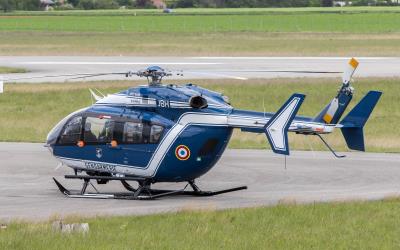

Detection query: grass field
xmin=0 ymin=67 xmax=27 ymax=74
xmin=0 ymin=77 xmax=396 ymax=152
xmin=1 ymin=13 xmax=399 ymax=33
xmin=1 ymin=7 xmax=400 ymax=56
xmin=2 ymin=199 xmax=400 ymax=249
xmin=2 ymin=32 xmax=399 ymax=56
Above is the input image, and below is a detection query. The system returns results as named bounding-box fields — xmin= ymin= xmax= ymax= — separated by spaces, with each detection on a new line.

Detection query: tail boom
xmin=227 ymin=94 xmax=306 ymax=156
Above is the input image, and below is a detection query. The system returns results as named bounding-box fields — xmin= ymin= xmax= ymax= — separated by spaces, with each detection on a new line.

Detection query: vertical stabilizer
xmin=340 ymin=91 xmax=382 ymax=151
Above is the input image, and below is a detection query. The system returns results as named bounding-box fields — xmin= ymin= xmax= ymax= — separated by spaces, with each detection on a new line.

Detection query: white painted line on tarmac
xmin=19 ymin=62 xmax=223 ymax=65
xmin=190 ymin=57 xmax=399 ymax=60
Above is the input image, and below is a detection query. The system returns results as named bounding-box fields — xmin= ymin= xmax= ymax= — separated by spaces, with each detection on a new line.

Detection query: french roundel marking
xmin=175 ymin=145 xmax=191 ymax=161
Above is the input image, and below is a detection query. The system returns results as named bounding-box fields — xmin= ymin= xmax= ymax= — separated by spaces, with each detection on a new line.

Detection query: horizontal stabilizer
xmin=264 ymin=93 xmax=305 ymax=155
xmin=340 ymin=91 xmax=382 ymax=151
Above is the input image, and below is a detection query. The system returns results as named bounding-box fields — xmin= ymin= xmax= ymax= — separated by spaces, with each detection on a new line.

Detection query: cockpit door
xmin=78 ymin=116 xmax=116 ymax=166
xmin=109 ymin=121 xmax=162 ymax=168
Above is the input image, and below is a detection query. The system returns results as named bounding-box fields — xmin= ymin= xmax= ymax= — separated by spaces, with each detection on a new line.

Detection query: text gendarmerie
xmin=85 ymin=162 xmax=116 ymax=172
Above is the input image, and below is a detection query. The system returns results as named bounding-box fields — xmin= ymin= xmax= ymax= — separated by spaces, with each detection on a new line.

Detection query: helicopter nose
xmin=45 ymin=134 xmax=56 ymax=154
xmin=46 ymin=117 xmax=68 ymax=151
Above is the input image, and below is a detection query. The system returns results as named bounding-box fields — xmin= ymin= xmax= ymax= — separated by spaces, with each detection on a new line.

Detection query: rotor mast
xmin=132 ymin=66 xmax=173 ymax=86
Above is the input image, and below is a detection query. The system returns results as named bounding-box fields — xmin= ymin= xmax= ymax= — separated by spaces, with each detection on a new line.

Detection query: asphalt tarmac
xmin=1 ymin=143 xmax=399 ymax=221
xmin=1 ymin=56 xmax=400 ymax=82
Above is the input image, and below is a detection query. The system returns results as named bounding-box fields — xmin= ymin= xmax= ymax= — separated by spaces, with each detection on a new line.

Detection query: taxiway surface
xmin=0 ymin=143 xmax=399 ymax=221
xmin=1 ymin=56 xmax=399 ymax=82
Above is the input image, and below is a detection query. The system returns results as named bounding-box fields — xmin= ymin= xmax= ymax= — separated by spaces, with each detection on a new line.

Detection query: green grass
xmin=1 ymin=8 xmax=399 ymax=56
xmin=0 ymin=66 xmax=27 ymax=74
xmin=1 ymin=13 xmax=399 ymax=33
xmin=0 ymin=32 xmax=400 ymax=57
xmin=1 ymin=32 xmax=399 ymax=56
xmin=2 ymin=199 xmax=400 ymax=249
xmin=0 ymin=78 xmax=397 ymax=152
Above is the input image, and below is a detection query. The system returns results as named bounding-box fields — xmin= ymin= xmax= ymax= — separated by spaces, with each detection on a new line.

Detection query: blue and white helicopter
xmin=1 ymin=58 xmax=382 ymax=199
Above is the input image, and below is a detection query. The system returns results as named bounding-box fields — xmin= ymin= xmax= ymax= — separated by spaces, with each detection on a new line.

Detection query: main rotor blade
xmin=184 ymin=71 xmax=248 ymax=80
xmin=209 ymin=70 xmax=343 ymax=74
xmin=3 ymin=72 xmax=128 ymax=82
xmin=67 ymin=72 xmax=129 ymax=80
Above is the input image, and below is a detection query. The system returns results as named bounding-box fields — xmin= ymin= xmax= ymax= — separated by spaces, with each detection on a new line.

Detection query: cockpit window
xmin=123 ymin=122 xmax=143 ymax=143
xmin=56 ymin=114 xmax=164 ymax=146
xmin=150 ymin=125 xmax=164 ymax=143
xmin=84 ymin=117 xmax=113 ymax=144
xmin=58 ymin=116 xmax=82 ymax=144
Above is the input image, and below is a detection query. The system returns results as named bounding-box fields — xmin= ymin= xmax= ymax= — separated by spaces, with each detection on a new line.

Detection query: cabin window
xmin=58 ymin=116 xmax=82 ymax=144
xmin=84 ymin=117 xmax=113 ymax=144
xmin=150 ymin=125 xmax=164 ymax=143
xmin=123 ymin=122 xmax=143 ymax=143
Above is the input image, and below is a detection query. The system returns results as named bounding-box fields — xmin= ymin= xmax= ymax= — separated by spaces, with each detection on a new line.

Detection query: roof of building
xmin=41 ymin=0 xmax=54 ymax=5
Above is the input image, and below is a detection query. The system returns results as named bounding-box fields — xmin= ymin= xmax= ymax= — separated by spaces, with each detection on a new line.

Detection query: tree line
xmin=0 ymin=0 xmax=399 ymax=12
xmin=0 ymin=0 xmax=156 ymax=11
xmin=169 ymin=0 xmax=399 ymax=8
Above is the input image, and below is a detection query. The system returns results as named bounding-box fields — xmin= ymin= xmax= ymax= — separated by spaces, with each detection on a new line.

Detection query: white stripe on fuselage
xmin=95 ymin=94 xmax=228 ymax=109
xmin=57 ymin=112 xmax=332 ymax=177
xmin=58 ymin=113 xmax=228 ymax=177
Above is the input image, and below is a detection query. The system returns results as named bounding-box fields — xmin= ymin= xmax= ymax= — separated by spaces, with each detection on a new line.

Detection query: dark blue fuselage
xmin=47 ymin=84 xmax=235 ymax=182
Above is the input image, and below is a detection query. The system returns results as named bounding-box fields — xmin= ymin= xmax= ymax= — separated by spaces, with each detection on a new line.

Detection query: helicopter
xmin=1 ymin=58 xmax=382 ymax=200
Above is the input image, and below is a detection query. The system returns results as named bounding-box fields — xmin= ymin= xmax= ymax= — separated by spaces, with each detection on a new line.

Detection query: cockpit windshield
xmin=58 ymin=116 xmax=83 ymax=144
xmin=54 ymin=114 xmax=164 ymax=146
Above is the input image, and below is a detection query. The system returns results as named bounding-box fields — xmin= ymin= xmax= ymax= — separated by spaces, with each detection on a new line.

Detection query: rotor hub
xmin=138 ymin=66 xmax=171 ymax=86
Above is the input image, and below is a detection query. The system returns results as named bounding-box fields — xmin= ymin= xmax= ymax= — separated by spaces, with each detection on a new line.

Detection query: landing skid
xmin=53 ymin=176 xmax=247 ymax=200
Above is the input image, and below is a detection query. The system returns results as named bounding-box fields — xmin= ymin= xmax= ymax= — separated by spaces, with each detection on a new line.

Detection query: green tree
xmin=321 ymin=0 xmax=333 ymax=6
xmin=309 ymin=0 xmax=321 ymax=6
xmin=68 ymin=0 xmax=80 ymax=7
xmin=78 ymin=0 xmax=120 ymax=9
xmin=78 ymin=0 xmax=95 ymax=9
xmin=134 ymin=0 xmax=155 ymax=8
xmin=117 ymin=0 xmax=134 ymax=7
xmin=0 ymin=0 xmax=15 ymax=12
xmin=14 ymin=0 xmax=40 ymax=10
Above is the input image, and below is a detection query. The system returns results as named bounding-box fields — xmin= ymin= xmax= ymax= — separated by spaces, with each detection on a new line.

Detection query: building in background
xmin=40 ymin=0 xmax=54 ymax=10
xmin=151 ymin=0 xmax=166 ymax=8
